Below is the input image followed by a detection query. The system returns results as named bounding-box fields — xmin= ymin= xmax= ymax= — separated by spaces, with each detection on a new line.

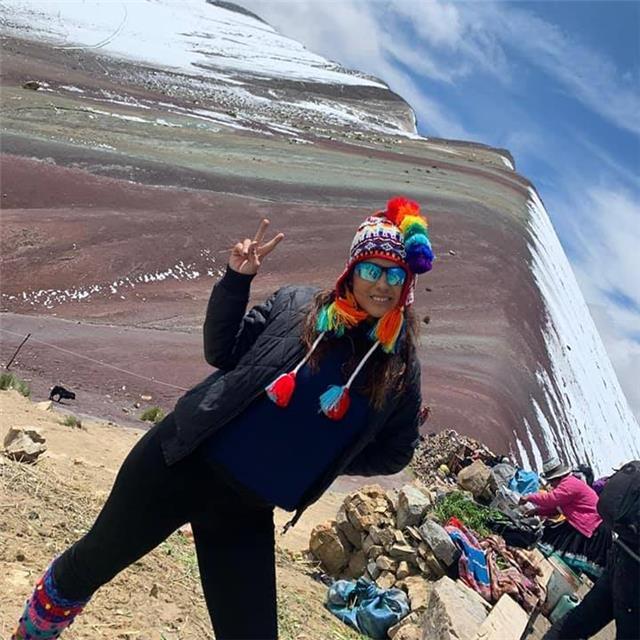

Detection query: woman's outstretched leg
xmin=12 ymin=414 xmax=193 ymax=638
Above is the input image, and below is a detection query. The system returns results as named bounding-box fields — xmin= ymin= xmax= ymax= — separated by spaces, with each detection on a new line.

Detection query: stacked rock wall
xmin=310 ymin=483 xmax=460 ymax=599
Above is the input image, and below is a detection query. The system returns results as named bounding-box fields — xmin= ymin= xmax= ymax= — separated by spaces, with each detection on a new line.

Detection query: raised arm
xmin=203 ymin=219 xmax=284 ymax=371
xmin=522 ymin=481 xmax=573 ymax=516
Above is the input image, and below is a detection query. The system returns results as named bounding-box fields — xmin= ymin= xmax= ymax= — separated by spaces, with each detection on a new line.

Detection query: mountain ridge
xmin=1 ymin=0 xmax=637 ymax=476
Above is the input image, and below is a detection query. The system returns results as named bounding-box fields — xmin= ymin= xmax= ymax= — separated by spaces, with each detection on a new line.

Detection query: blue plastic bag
xmin=326 ymin=577 xmax=410 ymax=639
xmin=509 ymin=469 xmax=540 ymax=495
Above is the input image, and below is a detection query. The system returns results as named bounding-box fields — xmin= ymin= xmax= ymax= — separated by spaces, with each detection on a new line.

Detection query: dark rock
xmin=418 ymin=519 xmax=458 ymax=566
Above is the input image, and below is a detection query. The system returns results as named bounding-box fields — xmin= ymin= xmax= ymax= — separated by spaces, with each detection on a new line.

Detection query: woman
xmin=521 ymin=457 xmax=611 ymax=579
xmin=12 ymin=197 xmax=434 ymax=640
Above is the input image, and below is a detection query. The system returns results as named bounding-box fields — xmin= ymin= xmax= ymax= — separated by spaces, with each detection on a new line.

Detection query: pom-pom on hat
xmin=385 ymin=196 xmax=434 ymax=274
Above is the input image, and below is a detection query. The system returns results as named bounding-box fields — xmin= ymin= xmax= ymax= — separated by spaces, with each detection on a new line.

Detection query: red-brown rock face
xmin=1 ymin=1 xmax=637 ymax=475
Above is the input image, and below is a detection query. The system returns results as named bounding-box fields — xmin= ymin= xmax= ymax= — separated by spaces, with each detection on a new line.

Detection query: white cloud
xmin=463 ymin=3 xmax=640 ymax=135
xmin=242 ymin=1 xmax=640 ymax=136
xmin=570 ymin=132 xmax=640 ymax=191
xmin=381 ymin=68 xmax=477 ymax=139
xmin=588 ymin=303 xmax=640 ymax=423
xmin=382 ymin=37 xmax=459 ymax=85
xmin=391 ymin=0 xmax=464 ymax=48
xmin=570 ymin=187 xmax=640 ymax=307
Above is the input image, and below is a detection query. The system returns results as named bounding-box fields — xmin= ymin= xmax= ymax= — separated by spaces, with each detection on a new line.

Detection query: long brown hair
xmin=302 ymin=289 xmax=419 ymax=410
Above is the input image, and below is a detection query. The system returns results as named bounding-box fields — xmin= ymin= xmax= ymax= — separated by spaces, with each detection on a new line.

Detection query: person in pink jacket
xmin=521 ymin=457 xmax=611 ymax=579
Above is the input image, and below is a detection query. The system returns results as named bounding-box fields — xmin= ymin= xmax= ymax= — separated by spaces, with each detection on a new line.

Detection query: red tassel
xmin=265 ymin=371 xmax=297 ymax=408
xmin=326 ymin=391 xmax=350 ymax=420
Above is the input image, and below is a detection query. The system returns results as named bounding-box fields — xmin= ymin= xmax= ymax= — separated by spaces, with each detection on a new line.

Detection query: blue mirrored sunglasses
xmin=354 ymin=261 xmax=407 ymax=287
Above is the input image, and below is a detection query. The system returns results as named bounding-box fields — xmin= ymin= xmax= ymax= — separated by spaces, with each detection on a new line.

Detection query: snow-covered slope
xmin=0 ymin=0 xmax=419 ymax=137
xmin=1 ymin=0 xmax=383 ymax=87
xmin=525 ymin=189 xmax=640 ymax=475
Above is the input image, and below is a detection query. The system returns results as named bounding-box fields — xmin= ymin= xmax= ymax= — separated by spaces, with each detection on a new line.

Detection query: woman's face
xmin=351 ymin=258 xmax=404 ymax=318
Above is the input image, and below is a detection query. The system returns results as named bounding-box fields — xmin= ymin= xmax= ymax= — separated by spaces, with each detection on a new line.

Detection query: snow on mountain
xmin=0 ymin=0 xmax=385 ymax=88
xmin=526 ymin=188 xmax=640 ymax=475
xmin=0 ymin=0 xmax=421 ymax=138
xmin=1 ymin=0 xmax=636 ymax=477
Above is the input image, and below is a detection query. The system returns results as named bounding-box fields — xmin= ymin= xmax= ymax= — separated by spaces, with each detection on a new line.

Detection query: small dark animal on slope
xmin=49 ymin=385 xmax=76 ymax=402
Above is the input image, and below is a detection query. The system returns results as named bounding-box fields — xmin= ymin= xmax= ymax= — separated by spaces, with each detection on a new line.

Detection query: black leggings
xmin=53 ymin=414 xmax=278 ymax=640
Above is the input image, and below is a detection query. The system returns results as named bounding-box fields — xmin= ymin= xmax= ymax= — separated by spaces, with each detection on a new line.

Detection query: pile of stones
xmin=410 ymin=428 xmax=497 ymax=484
xmin=309 ymin=483 xmax=460 ymax=606
xmin=2 ymin=427 xmax=47 ymax=463
xmin=309 ymin=462 xmax=538 ymax=640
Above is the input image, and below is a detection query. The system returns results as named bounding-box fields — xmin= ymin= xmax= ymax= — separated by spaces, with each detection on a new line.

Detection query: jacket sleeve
xmin=526 ymin=482 xmax=571 ymax=513
xmin=203 ymin=266 xmax=276 ymax=371
xmin=343 ymin=358 xmax=422 ymax=477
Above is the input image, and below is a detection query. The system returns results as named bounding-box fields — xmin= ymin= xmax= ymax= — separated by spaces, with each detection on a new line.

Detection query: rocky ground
xmin=0 ymin=389 xmax=368 ymax=640
xmin=0 ymin=388 xmax=617 ymax=640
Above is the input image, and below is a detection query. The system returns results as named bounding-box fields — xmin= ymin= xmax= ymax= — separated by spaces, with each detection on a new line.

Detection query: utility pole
xmin=6 ymin=333 xmax=31 ymax=370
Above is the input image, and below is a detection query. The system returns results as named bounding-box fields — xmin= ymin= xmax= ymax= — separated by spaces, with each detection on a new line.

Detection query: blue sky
xmin=242 ymin=0 xmax=640 ymax=422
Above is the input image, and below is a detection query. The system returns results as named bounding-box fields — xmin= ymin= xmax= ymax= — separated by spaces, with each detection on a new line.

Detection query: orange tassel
xmin=375 ymin=306 xmax=404 ymax=352
xmin=334 ymin=292 xmax=369 ymax=326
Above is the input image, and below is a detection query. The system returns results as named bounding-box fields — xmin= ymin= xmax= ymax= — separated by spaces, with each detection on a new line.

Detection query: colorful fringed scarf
xmin=265 ymin=196 xmax=434 ymax=421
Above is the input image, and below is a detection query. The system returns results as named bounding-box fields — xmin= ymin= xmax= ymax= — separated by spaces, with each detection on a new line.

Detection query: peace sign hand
xmin=228 ymin=219 xmax=285 ymax=275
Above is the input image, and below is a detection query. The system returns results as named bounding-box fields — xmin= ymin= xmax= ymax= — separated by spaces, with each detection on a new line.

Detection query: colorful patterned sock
xmin=12 ymin=562 xmax=90 ymax=639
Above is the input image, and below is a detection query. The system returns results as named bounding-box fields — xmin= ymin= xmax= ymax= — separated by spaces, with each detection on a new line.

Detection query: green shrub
xmin=140 ymin=406 xmax=165 ymax=423
xmin=61 ymin=414 xmax=82 ymax=428
xmin=0 ymin=372 xmax=14 ymax=391
xmin=0 ymin=372 xmax=31 ymax=397
xmin=432 ymin=491 xmax=502 ymax=536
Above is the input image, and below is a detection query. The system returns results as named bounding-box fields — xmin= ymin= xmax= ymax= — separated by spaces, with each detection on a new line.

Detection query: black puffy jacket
xmin=160 ymin=267 xmax=422 ymax=529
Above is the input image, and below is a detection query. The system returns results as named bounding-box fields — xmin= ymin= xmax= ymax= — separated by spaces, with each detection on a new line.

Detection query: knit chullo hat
xmin=266 ymin=196 xmax=434 ymax=420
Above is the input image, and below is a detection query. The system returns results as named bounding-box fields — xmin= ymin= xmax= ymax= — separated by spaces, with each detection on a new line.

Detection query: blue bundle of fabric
xmin=509 ymin=469 xmax=540 ymax=495
xmin=326 ymin=577 xmax=410 ymax=639
xmin=446 ymin=524 xmax=492 ymax=601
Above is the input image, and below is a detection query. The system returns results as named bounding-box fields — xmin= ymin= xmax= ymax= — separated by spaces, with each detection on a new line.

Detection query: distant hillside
xmin=1 ymin=0 xmax=637 ymax=475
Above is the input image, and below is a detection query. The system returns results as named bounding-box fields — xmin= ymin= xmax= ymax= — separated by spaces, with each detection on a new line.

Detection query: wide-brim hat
xmin=542 ymin=456 xmax=572 ymax=481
